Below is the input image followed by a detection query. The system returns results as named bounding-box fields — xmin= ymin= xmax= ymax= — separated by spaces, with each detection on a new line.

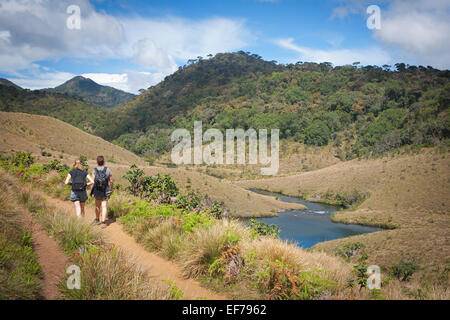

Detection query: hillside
xmin=0 ymin=78 xmax=23 ymax=90
xmin=92 ymin=52 xmax=448 ymax=162
xmin=0 ymin=112 xmax=303 ymax=217
xmin=238 ymin=147 xmax=450 ymax=281
xmin=44 ymin=76 xmax=135 ymax=109
xmin=0 ymin=81 xmax=107 ymax=133
xmin=0 ymin=112 xmax=144 ymax=165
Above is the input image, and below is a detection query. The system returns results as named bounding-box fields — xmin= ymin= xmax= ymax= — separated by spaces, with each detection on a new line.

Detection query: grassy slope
xmin=0 ymin=112 xmax=145 ymax=165
xmin=0 ymin=112 xmax=303 ymax=217
xmin=237 ymin=148 xmax=450 ymax=282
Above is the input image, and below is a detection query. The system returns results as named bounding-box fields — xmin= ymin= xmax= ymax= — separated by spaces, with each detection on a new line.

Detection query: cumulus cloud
xmin=373 ymin=0 xmax=450 ymax=68
xmin=0 ymin=0 xmax=124 ymax=72
xmin=121 ymin=16 xmax=251 ymax=62
xmin=330 ymin=0 xmax=450 ymax=69
xmin=132 ymin=39 xmax=178 ymax=74
xmin=10 ymin=71 xmax=75 ymax=89
xmin=82 ymin=72 xmax=165 ymax=94
xmin=275 ymin=38 xmax=392 ymax=66
xmin=0 ymin=0 xmax=251 ymax=90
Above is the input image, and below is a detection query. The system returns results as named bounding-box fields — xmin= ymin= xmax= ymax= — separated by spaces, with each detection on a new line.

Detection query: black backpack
xmin=94 ymin=167 xmax=109 ymax=192
xmin=71 ymin=170 xmax=87 ymax=191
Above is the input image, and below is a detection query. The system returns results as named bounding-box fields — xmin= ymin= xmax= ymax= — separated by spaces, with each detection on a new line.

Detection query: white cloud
xmin=121 ymin=16 xmax=251 ymax=62
xmin=132 ymin=39 xmax=178 ymax=74
xmin=10 ymin=71 xmax=76 ymax=90
xmin=0 ymin=0 xmax=251 ymax=89
xmin=373 ymin=0 xmax=450 ymax=68
xmin=330 ymin=0 xmax=450 ymax=69
xmin=0 ymin=0 xmax=124 ymax=72
xmin=82 ymin=72 xmax=165 ymax=94
xmin=275 ymin=38 xmax=392 ymax=66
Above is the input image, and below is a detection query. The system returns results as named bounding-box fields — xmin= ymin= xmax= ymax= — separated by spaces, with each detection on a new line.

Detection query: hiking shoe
xmin=92 ymin=218 xmax=100 ymax=225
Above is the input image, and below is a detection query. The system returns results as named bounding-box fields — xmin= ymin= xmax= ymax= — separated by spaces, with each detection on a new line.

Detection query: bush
xmin=10 ymin=152 xmax=34 ymax=168
xmin=335 ymin=242 xmax=366 ymax=261
xmin=305 ymin=120 xmax=331 ymax=146
xmin=390 ymin=262 xmax=420 ymax=281
xmin=249 ymin=219 xmax=281 ymax=238
xmin=123 ymin=165 xmax=179 ymax=201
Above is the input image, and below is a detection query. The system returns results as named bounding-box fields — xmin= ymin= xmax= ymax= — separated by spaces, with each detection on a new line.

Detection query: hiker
xmin=90 ymin=156 xmax=113 ymax=228
xmin=65 ymin=159 xmax=94 ymax=218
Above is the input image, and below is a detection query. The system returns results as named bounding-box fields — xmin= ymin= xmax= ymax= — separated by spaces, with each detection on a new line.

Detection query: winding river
xmin=249 ymin=189 xmax=382 ymax=248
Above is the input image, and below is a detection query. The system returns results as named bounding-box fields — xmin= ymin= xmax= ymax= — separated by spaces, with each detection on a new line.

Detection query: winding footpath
xmin=43 ymin=194 xmax=226 ymax=300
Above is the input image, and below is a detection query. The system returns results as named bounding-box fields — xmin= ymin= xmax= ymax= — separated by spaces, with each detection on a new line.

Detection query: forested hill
xmin=44 ymin=76 xmax=135 ymax=109
xmin=0 ymin=82 xmax=108 ymax=133
xmin=96 ymin=52 xmax=283 ymax=141
xmin=0 ymin=78 xmax=23 ymax=90
xmin=98 ymin=51 xmax=449 ymax=160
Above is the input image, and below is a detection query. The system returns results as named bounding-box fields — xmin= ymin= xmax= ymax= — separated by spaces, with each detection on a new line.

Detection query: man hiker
xmin=91 ymin=155 xmax=113 ymax=228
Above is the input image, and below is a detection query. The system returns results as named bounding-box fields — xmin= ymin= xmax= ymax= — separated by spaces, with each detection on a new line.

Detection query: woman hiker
xmin=65 ymin=159 xmax=94 ymax=218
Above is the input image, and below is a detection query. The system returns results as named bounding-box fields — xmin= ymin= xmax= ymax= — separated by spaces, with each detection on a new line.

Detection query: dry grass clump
xmin=244 ymin=237 xmax=353 ymax=283
xmin=241 ymin=237 xmax=355 ymax=299
xmin=59 ymin=246 xmax=173 ymax=300
xmin=107 ymin=192 xmax=133 ymax=219
xmin=40 ymin=209 xmax=104 ymax=254
xmin=179 ymin=219 xmax=251 ymax=278
xmin=143 ymin=219 xmax=182 ymax=253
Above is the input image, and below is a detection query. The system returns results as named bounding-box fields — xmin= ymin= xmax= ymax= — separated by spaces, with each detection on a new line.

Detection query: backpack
xmin=94 ymin=167 xmax=109 ymax=193
xmin=71 ymin=170 xmax=87 ymax=191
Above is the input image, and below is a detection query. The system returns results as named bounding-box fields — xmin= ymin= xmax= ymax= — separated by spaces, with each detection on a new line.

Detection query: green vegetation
xmin=0 ymin=163 xmax=174 ymax=300
xmin=123 ymin=165 xmax=178 ymax=201
xmin=2 ymin=53 xmax=448 ymax=161
xmin=335 ymin=242 xmax=367 ymax=261
xmin=390 ymin=262 xmax=420 ymax=281
xmin=92 ymin=52 xmax=449 ymax=160
xmin=0 ymin=175 xmax=42 ymax=299
xmin=248 ymin=219 xmax=281 ymax=238
xmin=0 ymin=82 xmax=108 ymax=133
xmin=44 ymin=76 xmax=135 ymax=109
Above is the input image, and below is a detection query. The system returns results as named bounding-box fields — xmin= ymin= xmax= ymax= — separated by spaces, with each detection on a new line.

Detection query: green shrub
xmin=249 ymin=219 xmax=281 ymax=238
xmin=335 ymin=242 xmax=366 ymax=261
xmin=10 ymin=152 xmax=34 ymax=167
xmin=390 ymin=262 xmax=420 ymax=281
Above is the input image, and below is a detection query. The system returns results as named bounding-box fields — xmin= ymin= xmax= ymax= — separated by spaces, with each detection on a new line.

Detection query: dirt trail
xmin=21 ymin=210 xmax=71 ymax=300
xmin=43 ymin=195 xmax=226 ymax=300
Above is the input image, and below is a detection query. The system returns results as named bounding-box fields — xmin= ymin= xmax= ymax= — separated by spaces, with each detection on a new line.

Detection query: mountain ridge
xmin=43 ymin=75 xmax=135 ymax=109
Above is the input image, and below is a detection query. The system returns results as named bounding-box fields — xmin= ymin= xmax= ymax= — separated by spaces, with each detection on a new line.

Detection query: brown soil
xmin=20 ymin=210 xmax=71 ymax=300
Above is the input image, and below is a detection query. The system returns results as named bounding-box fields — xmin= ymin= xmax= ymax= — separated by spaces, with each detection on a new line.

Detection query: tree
xmin=305 ymin=120 xmax=331 ymax=146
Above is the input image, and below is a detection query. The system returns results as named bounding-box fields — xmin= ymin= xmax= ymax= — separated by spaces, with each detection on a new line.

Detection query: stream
xmin=249 ymin=189 xmax=382 ymax=248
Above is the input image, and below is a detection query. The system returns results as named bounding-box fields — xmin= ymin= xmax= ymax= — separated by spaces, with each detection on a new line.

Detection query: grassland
xmin=0 ymin=112 xmax=145 ymax=166
xmin=238 ymin=147 xmax=450 ymax=287
xmin=1 ymin=112 xmax=448 ymax=299
xmin=0 ymin=112 xmax=305 ymax=217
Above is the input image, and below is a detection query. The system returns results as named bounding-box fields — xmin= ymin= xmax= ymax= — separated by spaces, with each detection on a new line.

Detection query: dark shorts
xmin=95 ymin=195 xmax=110 ymax=201
xmin=94 ymin=188 xmax=111 ymax=201
xmin=70 ymin=190 xmax=88 ymax=203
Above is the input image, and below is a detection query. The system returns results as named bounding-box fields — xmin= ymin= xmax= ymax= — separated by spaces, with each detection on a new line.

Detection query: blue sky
xmin=0 ymin=0 xmax=448 ymax=93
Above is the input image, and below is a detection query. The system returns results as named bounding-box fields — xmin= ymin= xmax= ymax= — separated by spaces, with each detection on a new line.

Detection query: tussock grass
xmin=38 ymin=209 xmax=104 ymax=254
xmin=179 ymin=219 xmax=251 ymax=278
xmin=59 ymin=246 xmax=173 ymax=300
xmin=143 ymin=218 xmax=182 ymax=255
xmin=242 ymin=238 xmax=354 ymax=297
xmin=107 ymin=192 xmax=133 ymax=219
